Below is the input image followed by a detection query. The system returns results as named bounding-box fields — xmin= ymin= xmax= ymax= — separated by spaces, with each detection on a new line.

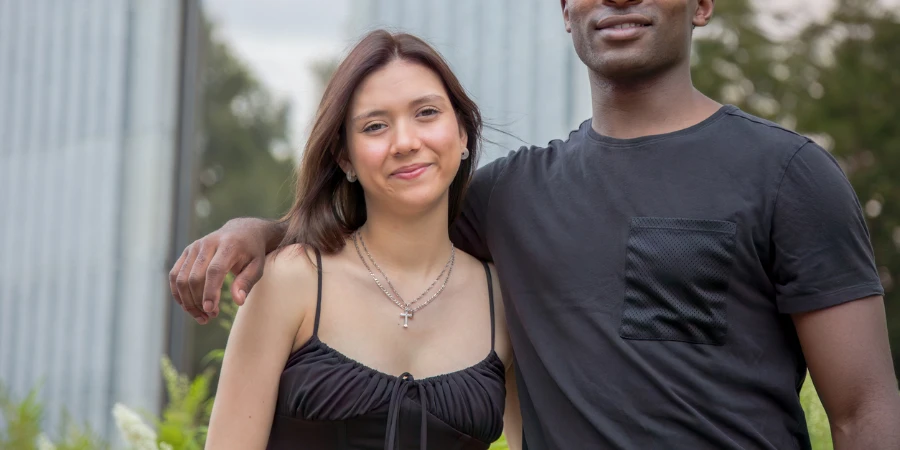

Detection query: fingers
xmin=169 ymin=220 xmax=272 ymax=323
xmin=169 ymin=247 xmax=189 ymax=307
xmin=231 ymin=257 xmax=264 ymax=306
xmin=203 ymin=245 xmax=237 ymax=315
xmin=175 ymin=243 xmax=209 ymax=324
xmin=189 ymin=242 xmax=217 ymax=316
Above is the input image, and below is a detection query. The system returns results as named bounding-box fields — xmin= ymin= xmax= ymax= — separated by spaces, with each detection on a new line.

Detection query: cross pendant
xmin=400 ymin=309 xmax=413 ymax=328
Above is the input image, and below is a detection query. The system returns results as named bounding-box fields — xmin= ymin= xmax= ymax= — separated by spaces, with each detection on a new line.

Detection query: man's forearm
xmin=264 ymin=219 xmax=289 ymax=253
xmin=222 ymin=217 xmax=288 ymax=255
xmin=832 ymin=398 xmax=900 ymax=449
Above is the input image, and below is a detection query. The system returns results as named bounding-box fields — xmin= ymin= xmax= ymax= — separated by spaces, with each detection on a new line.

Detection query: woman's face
xmin=343 ymin=59 xmax=467 ymax=217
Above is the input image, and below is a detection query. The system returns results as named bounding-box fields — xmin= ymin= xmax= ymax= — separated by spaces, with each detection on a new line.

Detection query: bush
xmin=0 ymin=383 xmax=107 ymax=450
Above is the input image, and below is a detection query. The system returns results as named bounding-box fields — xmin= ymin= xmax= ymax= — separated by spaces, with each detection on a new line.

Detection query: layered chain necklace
xmin=352 ymin=230 xmax=455 ymax=328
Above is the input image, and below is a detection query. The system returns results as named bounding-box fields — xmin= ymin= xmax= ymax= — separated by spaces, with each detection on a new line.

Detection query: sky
xmin=201 ymin=0 xmax=890 ymax=153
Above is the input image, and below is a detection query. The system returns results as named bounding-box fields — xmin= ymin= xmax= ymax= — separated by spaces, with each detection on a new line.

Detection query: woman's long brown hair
xmin=278 ymin=30 xmax=482 ymax=254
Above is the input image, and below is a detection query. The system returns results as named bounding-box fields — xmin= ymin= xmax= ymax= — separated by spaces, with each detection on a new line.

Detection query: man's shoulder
xmin=718 ymin=106 xmax=813 ymax=156
xmin=486 ymin=119 xmax=589 ymax=172
xmin=466 ymin=123 xmax=586 ymax=204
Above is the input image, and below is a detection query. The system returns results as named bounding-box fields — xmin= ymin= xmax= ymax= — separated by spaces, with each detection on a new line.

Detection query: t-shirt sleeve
xmin=450 ymin=154 xmax=510 ymax=262
xmin=771 ymin=141 xmax=884 ymax=314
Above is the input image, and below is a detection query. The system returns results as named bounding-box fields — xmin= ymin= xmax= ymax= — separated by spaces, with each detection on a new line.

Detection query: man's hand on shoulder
xmin=169 ymin=217 xmax=283 ymax=324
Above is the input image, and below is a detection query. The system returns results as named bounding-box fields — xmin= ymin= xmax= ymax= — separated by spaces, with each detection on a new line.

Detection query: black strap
xmin=482 ymin=262 xmax=495 ymax=352
xmin=312 ymin=249 xmax=323 ymax=337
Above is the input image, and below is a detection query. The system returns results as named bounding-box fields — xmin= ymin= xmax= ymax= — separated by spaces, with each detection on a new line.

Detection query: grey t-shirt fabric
xmin=450 ymin=105 xmax=884 ymax=449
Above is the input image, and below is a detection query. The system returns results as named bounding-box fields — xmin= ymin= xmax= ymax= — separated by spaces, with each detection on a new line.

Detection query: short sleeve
xmin=450 ymin=153 xmax=511 ymax=262
xmin=772 ymin=142 xmax=884 ymax=314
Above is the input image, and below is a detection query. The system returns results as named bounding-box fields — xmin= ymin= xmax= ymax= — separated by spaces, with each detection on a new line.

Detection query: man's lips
xmin=595 ymin=14 xmax=652 ymax=41
xmin=595 ymin=14 xmax=652 ymax=30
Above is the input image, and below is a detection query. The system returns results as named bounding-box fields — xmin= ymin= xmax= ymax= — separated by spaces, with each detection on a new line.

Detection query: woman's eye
xmin=418 ymin=108 xmax=439 ymax=117
xmin=363 ymin=123 xmax=386 ymax=133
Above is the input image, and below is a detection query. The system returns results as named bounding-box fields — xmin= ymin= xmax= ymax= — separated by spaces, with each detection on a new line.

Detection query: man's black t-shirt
xmin=451 ymin=105 xmax=884 ymax=449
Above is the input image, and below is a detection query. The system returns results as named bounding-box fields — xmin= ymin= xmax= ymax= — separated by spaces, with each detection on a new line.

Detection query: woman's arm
xmin=205 ymin=248 xmax=312 ymax=450
xmin=487 ymin=264 xmax=523 ymax=450
xmin=503 ymin=363 xmax=523 ymax=450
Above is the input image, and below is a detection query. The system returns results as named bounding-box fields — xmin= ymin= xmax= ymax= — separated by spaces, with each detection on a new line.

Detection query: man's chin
xmin=593 ymin=62 xmax=650 ymax=79
xmin=589 ymin=55 xmax=671 ymax=82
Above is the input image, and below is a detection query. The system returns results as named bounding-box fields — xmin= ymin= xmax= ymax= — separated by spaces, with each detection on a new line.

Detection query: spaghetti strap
xmin=482 ymin=262 xmax=495 ymax=352
xmin=312 ymin=249 xmax=323 ymax=337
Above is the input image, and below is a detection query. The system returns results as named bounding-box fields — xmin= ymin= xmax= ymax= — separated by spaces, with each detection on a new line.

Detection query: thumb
xmin=231 ymin=257 xmax=264 ymax=306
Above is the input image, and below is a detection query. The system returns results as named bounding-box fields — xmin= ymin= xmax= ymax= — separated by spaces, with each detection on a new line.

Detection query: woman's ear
xmin=337 ymin=150 xmax=356 ymax=181
xmin=459 ymin=125 xmax=469 ymax=154
xmin=338 ymin=160 xmax=353 ymax=175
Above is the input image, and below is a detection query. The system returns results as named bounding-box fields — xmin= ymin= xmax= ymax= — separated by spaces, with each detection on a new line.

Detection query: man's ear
xmin=561 ymin=0 xmax=573 ymax=34
xmin=693 ymin=0 xmax=715 ymax=28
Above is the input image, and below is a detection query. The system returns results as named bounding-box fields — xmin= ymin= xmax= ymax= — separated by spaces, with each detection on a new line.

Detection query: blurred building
xmin=0 ymin=0 xmax=203 ymax=442
xmin=349 ymin=0 xmax=593 ymax=163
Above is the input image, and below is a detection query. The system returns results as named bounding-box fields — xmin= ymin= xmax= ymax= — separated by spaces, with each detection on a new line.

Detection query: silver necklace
xmin=352 ymin=230 xmax=455 ymax=328
xmin=357 ymin=230 xmax=453 ymax=308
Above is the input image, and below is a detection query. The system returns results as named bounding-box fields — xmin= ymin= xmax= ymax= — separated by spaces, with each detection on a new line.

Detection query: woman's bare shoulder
xmin=246 ymin=244 xmax=320 ymax=311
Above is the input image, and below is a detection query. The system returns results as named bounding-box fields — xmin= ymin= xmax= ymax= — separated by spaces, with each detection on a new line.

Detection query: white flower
xmin=160 ymin=443 xmax=174 ymax=450
xmin=36 ymin=433 xmax=57 ymax=450
xmin=112 ymin=403 xmax=159 ymax=450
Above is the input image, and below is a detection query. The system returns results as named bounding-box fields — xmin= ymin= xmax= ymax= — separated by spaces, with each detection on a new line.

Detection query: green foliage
xmin=195 ymin=27 xmax=296 ymax=237
xmin=801 ymin=377 xmax=833 ymax=450
xmin=140 ymin=280 xmax=238 ymax=449
xmin=0 ymin=383 xmax=108 ymax=450
xmin=692 ymin=0 xmax=805 ymax=123
xmin=151 ymin=357 xmax=215 ymax=450
xmin=489 ymin=434 xmax=509 ymax=449
xmin=0 ymin=384 xmax=43 ymax=449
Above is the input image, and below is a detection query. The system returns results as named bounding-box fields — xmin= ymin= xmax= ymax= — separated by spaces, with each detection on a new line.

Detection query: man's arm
xmin=171 ymin=150 xmax=512 ymax=324
xmin=450 ymin=153 xmax=512 ymax=260
xmin=169 ymin=218 xmax=287 ymax=323
xmin=769 ymin=141 xmax=898 ymax=447
xmin=793 ymin=296 xmax=900 ymax=449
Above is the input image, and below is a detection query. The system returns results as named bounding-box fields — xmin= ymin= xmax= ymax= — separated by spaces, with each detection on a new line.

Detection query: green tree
xmin=189 ymin=26 xmax=297 ymax=377
xmin=194 ymin=33 xmax=296 ymax=237
xmin=691 ymin=0 xmax=810 ymax=124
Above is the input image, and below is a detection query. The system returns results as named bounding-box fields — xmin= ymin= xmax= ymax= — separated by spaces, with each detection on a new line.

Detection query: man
xmin=171 ymin=1 xmax=900 ymax=448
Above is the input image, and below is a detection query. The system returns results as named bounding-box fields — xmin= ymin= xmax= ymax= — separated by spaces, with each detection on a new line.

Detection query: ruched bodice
xmin=266 ymin=252 xmax=506 ymax=450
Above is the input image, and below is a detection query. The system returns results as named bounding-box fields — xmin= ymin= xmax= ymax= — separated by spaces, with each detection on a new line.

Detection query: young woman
xmin=204 ymin=30 xmax=520 ymax=450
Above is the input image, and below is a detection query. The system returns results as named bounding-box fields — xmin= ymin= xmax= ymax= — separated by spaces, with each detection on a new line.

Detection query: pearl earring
xmin=461 ymin=148 xmax=470 ymax=160
xmin=346 ymin=171 xmax=357 ymax=182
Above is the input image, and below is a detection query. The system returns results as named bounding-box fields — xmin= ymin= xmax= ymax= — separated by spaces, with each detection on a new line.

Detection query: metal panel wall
xmin=0 ymin=0 xmax=184 ymax=441
xmin=348 ymin=0 xmax=592 ymax=163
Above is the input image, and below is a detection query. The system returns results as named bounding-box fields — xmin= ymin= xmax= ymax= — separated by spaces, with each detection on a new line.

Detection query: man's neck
xmin=589 ymin=61 xmax=722 ymax=139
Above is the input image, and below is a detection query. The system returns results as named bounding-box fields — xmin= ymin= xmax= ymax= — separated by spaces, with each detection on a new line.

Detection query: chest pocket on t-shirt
xmin=619 ymin=217 xmax=736 ymax=345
